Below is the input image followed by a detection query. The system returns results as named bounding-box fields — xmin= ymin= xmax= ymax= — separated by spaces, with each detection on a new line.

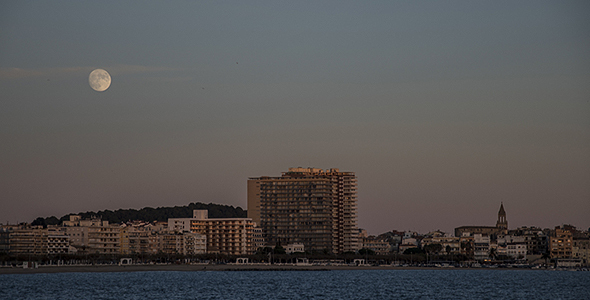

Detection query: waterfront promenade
xmin=0 ymin=263 xmax=559 ymax=275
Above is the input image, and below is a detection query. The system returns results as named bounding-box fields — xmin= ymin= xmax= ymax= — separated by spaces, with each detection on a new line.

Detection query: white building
xmin=285 ymin=243 xmax=304 ymax=254
xmin=474 ymin=234 xmax=490 ymax=261
xmin=497 ymin=235 xmax=527 ymax=260
xmin=168 ymin=218 xmax=192 ymax=233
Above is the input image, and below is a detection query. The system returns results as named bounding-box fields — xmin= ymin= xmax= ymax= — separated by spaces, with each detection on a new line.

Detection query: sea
xmin=1 ymin=269 xmax=589 ymax=299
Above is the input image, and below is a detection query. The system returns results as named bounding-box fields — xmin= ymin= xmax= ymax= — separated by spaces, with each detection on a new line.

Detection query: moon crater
xmin=89 ymin=69 xmax=111 ymax=92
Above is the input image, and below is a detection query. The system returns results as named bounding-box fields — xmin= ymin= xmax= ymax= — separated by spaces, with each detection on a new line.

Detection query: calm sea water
xmin=1 ymin=269 xmax=589 ymax=300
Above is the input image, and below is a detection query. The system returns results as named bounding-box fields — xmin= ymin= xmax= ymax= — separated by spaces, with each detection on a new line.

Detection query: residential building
xmin=510 ymin=226 xmax=548 ymax=255
xmin=0 ymin=226 xmax=13 ymax=254
xmin=252 ymin=227 xmax=265 ymax=251
xmin=88 ymin=221 xmax=120 ymax=255
xmin=550 ymin=227 xmax=573 ymax=259
xmin=399 ymin=236 xmax=419 ymax=254
xmin=158 ymin=231 xmax=206 ymax=255
xmin=497 ymin=235 xmax=527 ymax=259
xmin=169 ymin=210 xmax=255 ymax=255
xmin=420 ymin=236 xmax=461 ymax=254
xmin=361 ymin=236 xmax=390 ymax=255
xmin=9 ymin=227 xmax=45 ymax=255
xmin=459 ymin=235 xmax=474 ymax=258
xmin=182 ymin=232 xmax=206 ymax=255
xmin=168 ymin=218 xmax=192 ymax=233
xmin=5 ymin=226 xmax=69 ymax=255
xmin=377 ymin=231 xmax=403 ymax=253
xmin=573 ymin=238 xmax=590 ymax=266
xmin=63 ymin=216 xmax=121 ymax=254
xmin=473 ymin=234 xmax=490 ymax=261
xmin=126 ymin=223 xmax=155 ymax=254
xmin=46 ymin=229 xmax=69 ymax=255
xmin=248 ymin=167 xmax=359 ymax=254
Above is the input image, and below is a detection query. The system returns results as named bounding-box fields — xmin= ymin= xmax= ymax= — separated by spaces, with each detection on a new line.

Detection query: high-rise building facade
xmin=248 ymin=167 xmax=358 ymax=254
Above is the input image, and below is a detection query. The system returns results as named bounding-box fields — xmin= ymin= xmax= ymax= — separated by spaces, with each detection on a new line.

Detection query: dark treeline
xmin=31 ymin=202 xmax=247 ymax=226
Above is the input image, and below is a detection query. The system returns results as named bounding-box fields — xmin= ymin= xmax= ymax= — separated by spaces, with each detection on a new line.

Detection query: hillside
xmin=31 ymin=202 xmax=247 ymax=226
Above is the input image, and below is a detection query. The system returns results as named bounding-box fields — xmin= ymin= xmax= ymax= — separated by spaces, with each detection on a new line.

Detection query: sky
xmin=1 ymin=1 xmax=589 ymax=235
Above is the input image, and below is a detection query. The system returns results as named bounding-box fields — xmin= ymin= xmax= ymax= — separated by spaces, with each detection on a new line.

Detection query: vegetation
xmin=358 ymin=248 xmax=376 ymax=255
xmin=423 ymin=243 xmax=443 ymax=254
xmin=31 ymin=202 xmax=247 ymax=226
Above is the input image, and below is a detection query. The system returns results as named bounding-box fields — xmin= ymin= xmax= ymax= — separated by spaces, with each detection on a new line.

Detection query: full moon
xmin=89 ymin=69 xmax=111 ymax=92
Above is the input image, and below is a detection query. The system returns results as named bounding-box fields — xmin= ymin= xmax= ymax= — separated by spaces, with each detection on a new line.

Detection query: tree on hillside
xmin=34 ymin=202 xmax=247 ymax=225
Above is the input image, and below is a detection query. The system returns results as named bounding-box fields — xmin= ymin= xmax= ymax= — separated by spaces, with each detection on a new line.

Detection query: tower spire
xmin=496 ymin=202 xmax=507 ymax=230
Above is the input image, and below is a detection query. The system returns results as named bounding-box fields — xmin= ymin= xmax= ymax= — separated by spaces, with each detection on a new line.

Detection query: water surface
xmin=1 ymin=269 xmax=588 ymax=299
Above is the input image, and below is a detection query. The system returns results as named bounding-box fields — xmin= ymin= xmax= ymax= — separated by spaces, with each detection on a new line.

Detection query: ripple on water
xmin=1 ymin=269 xmax=589 ymax=300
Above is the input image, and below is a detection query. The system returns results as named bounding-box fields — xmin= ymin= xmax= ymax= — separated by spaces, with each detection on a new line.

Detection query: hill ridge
xmin=31 ymin=202 xmax=247 ymax=226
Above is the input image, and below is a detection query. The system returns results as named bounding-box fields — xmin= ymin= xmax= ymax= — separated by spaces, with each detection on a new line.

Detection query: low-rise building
xmin=473 ymin=234 xmax=490 ymax=261
xmin=510 ymin=226 xmax=548 ymax=255
xmin=362 ymin=236 xmax=390 ymax=255
xmin=421 ymin=236 xmax=461 ymax=254
xmin=497 ymin=235 xmax=527 ymax=260
xmin=459 ymin=235 xmax=474 ymax=258
xmin=573 ymin=238 xmax=590 ymax=267
xmin=399 ymin=237 xmax=419 ymax=254
xmin=285 ymin=243 xmax=305 ymax=254
xmin=157 ymin=231 xmax=206 ymax=255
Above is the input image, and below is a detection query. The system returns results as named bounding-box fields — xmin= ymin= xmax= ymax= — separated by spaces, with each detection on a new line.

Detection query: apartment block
xmin=248 ymin=167 xmax=358 ymax=254
xmin=46 ymin=229 xmax=69 ymax=254
xmin=573 ymin=238 xmax=590 ymax=266
xmin=63 ymin=216 xmax=120 ymax=254
xmin=362 ymin=236 xmax=390 ymax=255
xmin=5 ymin=226 xmax=69 ymax=255
xmin=122 ymin=224 xmax=154 ymax=254
xmin=169 ymin=210 xmax=255 ymax=255
xmin=474 ymin=234 xmax=491 ymax=261
xmin=550 ymin=227 xmax=573 ymax=259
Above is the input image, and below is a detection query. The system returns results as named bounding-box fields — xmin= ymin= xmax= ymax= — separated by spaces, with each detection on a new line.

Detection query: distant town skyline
xmin=1 ymin=1 xmax=589 ymax=235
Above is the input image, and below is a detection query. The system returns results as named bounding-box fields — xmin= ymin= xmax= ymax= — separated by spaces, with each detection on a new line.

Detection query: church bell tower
xmin=496 ymin=202 xmax=508 ymax=230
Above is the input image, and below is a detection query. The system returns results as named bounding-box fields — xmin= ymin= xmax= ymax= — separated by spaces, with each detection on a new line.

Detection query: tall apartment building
xmin=248 ymin=167 xmax=358 ymax=254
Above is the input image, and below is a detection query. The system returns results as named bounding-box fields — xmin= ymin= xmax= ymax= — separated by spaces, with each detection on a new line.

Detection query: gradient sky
xmin=1 ymin=1 xmax=589 ymax=235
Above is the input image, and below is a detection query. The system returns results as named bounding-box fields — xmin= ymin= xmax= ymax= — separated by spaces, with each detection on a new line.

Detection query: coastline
xmin=0 ymin=264 xmax=543 ymax=275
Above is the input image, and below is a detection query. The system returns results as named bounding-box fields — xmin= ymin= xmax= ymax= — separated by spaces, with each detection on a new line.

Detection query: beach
xmin=0 ymin=263 xmax=453 ymax=275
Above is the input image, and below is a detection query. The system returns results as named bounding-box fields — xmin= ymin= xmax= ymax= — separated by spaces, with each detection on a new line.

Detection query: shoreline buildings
xmin=1 ymin=169 xmax=588 ymax=267
xmin=248 ymin=167 xmax=359 ymax=254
